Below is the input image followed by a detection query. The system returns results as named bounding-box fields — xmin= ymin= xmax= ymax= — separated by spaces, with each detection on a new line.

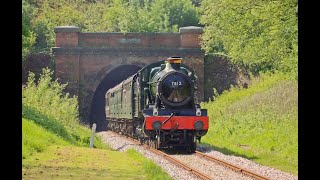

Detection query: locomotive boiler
xmin=105 ymin=57 xmax=208 ymax=152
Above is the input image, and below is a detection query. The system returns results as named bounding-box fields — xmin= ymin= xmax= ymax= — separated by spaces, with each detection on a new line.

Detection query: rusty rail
xmin=147 ymin=147 xmax=212 ymax=180
xmin=195 ymin=151 xmax=269 ymax=180
xmin=119 ymin=133 xmax=212 ymax=180
xmin=110 ymin=131 xmax=268 ymax=180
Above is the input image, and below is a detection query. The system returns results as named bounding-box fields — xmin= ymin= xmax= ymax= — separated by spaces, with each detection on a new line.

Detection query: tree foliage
xmin=200 ymin=0 xmax=298 ymax=76
xmin=22 ymin=0 xmax=199 ymax=54
xmin=149 ymin=0 xmax=199 ymax=32
xmin=22 ymin=0 xmax=36 ymax=61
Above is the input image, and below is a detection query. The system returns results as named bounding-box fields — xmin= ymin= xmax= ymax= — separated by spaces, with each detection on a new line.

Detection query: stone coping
xmin=54 ymin=26 xmax=81 ymax=33
xmin=179 ymin=26 xmax=203 ymax=33
xmin=52 ymin=47 xmax=204 ymax=55
xmin=54 ymin=26 xmax=203 ymax=34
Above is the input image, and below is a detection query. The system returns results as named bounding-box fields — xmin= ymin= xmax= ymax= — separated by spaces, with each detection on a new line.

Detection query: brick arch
xmin=53 ymin=26 xmax=205 ymax=124
xmin=90 ymin=64 xmax=143 ymax=131
xmin=93 ymin=61 xmax=147 ymax=89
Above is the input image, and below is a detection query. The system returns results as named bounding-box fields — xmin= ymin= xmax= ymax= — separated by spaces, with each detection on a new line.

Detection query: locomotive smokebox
xmin=150 ymin=57 xmax=194 ymax=108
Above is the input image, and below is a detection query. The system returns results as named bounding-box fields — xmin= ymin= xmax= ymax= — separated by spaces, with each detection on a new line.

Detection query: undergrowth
xmin=22 ymin=68 xmax=110 ymax=159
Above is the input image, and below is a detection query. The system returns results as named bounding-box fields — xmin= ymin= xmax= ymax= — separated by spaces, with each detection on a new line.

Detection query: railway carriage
xmin=105 ymin=57 xmax=208 ymax=151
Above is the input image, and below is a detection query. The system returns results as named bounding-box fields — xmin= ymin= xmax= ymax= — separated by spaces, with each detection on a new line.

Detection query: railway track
xmin=122 ymin=135 xmax=211 ymax=180
xmin=194 ymin=151 xmax=269 ymax=180
xmin=109 ymin=132 xmax=269 ymax=180
xmin=148 ymin=147 xmax=212 ymax=180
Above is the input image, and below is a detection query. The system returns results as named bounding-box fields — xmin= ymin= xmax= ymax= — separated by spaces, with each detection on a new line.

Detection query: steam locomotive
xmin=105 ymin=57 xmax=208 ymax=152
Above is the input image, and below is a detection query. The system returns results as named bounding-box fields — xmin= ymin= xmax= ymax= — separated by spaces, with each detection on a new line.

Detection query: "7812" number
xmin=171 ymin=81 xmax=182 ymax=86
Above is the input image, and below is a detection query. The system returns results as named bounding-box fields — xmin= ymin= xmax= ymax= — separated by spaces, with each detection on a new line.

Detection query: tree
xmin=102 ymin=0 xmax=199 ymax=33
xmin=22 ymin=0 xmax=201 ymax=56
xmin=150 ymin=0 xmax=199 ymax=32
xmin=22 ymin=0 xmax=36 ymax=62
xmin=200 ymin=0 xmax=298 ymax=76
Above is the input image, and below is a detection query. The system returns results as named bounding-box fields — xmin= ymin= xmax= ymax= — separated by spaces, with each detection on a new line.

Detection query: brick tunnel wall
xmin=53 ymin=26 xmax=205 ymax=126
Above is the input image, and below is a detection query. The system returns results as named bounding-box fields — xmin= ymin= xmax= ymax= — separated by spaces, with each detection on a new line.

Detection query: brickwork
xmin=54 ymin=26 xmax=80 ymax=47
xmin=79 ymin=33 xmax=181 ymax=48
xmin=54 ymin=53 xmax=80 ymax=95
xmin=180 ymin=26 xmax=203 ymax=48
xmin=53 ymin=26 xmax=204 ymax=125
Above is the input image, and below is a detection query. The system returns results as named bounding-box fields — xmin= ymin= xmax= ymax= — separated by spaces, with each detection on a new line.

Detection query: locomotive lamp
xmin=167 ymin=57 xmax=182 ymax=64
xmin=194 ymin=120 xmax=204 ymax=130
xmin=152 ymin=121 xmax=162 ymax=130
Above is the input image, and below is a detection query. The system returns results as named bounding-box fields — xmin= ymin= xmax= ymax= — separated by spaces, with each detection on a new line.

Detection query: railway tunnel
xmin=90 ymin=65 xmax=143 ymax=131
xmin=53 ymin=26 xmax=205 ymax=129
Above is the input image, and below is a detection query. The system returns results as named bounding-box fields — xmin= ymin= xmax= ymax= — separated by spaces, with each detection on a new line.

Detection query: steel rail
xmin=195 ymin=151 xmax=269 ymax=180
xmin=119 ymin=133 xmax=212 ymax=180
xmin=147 ymin=147 xmax=212 ymax=180
xmin=109 ymin=131 xmax=268 ymax=180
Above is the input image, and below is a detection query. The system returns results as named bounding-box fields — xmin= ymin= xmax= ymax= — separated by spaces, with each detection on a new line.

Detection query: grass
xmin=22 ymin=118 xmax=68 ymax=159
xmin=22 ymin=104 xmax=110 ymax=159
xmin=22 ymin=146 xmax=146 ymax=179
xmin=22 ymin=116 xmax=172 ymax=179
xmin=22 ymin=68 xmax=172 ymax=179
xmin=127 ymin=149 xmax=173 ymax=180
xmin=22 ymin=110 xmax=172 ymax=179
xmin=22 ymin=68 xmax=110 ymax=159
xmin=201 ymin=72 xmax=298 ymax=175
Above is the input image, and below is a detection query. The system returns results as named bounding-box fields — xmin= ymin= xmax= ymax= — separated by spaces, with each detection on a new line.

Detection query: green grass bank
xmin=201 ymin=72 xmax=298 ymax=175
xmin=22 ymin=69 xmax=171 ymax=179
xmin=22 ymin=115 xmax=172 ymax=179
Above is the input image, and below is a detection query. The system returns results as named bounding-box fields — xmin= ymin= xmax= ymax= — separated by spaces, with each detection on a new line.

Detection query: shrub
xmin=22 ymin=68 xmax=109 ymax=151
xmin=22 ymin=68 xmax=79 ymax=130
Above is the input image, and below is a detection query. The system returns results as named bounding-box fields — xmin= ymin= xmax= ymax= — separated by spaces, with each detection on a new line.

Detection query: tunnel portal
xmin=90 ymin=65 xmax=142 ymax=131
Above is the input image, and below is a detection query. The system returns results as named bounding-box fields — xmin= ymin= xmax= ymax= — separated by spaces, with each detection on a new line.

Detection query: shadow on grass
xmin=198 ymin=142 xmax=258 ymax=160
xmin=22 ymin=104 xmax=75 ymax=144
